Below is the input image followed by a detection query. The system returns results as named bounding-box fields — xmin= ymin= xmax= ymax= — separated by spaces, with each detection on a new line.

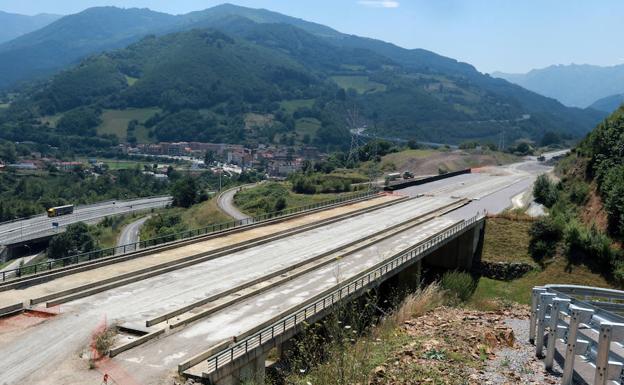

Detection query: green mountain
xmin=494 ymin=64 xmax=624 ymax=108
xmin=589 ymin=93 xmax=624 ymax=113
xmin=0 ymin=11 xmax=61 ymax=44
xmin=0 ymin=7 xmax=178 ymax=88
xmin=0 ymin=4 xmax=606 ymax=149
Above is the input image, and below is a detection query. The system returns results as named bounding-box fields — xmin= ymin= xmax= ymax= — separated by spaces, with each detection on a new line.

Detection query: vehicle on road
xmin=402 ymin=171 xmax=414 ymax=179
xmin=386 ymin=172 xmax=401 ymax=181
xmin=46 ymin=204 xmax=74 ymax=217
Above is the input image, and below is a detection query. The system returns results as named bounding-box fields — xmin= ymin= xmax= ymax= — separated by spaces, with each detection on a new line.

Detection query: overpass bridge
xmin=0 ymin=196 xmax=172 ymax=260
xmin=0 ymin=156 xmax=554 ymax=385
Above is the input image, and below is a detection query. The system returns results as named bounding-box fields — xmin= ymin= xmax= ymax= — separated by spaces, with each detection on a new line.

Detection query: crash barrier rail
xmin=197 ymin=214 xmax=484 ymax=376
xmin=0 ymin=189 xmax=377 ymax=282
xmin=530 ymin=284 xmax=624 ymax=385
xmin=383 ymin=168 xmax=471 ymax=191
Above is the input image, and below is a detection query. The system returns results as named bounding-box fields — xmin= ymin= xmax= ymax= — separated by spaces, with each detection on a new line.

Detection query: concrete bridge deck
xmin=0 ymin=155 xmax=557 ymax=385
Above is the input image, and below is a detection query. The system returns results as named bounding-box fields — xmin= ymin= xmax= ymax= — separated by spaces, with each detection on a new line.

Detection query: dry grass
xmin=94 ymin=326 xmax=117 ymax=357
xmin=392 ymin=283 xmax=444 ymax=324
xmin=482 ymin=217 xmax=535 ymax=265
xmin=285 ymin=284 xmax=443 ymax=385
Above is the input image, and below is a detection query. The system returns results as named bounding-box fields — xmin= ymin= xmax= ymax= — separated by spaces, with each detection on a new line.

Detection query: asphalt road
xmin=0 ymin=196 xmax=171 ymax=245
xmin=116 ymin=216 xmax=151 ymax=248
xmin=216 ymin=185 xmax=254 ymax=221
xmin=0 ymin=154 xmax=559 ymax=384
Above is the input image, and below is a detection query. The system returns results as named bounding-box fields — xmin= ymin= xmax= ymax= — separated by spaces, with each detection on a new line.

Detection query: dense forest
xmin=0 ymin=5 xmax=606 ymax=153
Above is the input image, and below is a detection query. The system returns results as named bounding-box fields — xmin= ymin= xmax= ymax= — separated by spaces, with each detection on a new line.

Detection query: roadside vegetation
xmin=0 ymin=166 xmax=168 ymax=221
xmin=526 ymin=107 xmax=624 ymax=286
xmin=233 ymin=182 xmax=350 ymax=217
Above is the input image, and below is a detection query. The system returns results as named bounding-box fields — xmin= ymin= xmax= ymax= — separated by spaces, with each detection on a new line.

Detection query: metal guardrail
xmin=198 ymin=213 xmax=484 ymax=376
xmin=1 ymin=190 xmax=377 ymax=283
xmin=531 ymin=284 xmax=624 ymax=385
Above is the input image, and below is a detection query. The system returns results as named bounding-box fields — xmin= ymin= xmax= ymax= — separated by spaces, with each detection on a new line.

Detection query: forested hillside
xmin=529 ymin=106 xmax=624 ymax=284
xmin=0 ymin=4 xmax=606 ymax=150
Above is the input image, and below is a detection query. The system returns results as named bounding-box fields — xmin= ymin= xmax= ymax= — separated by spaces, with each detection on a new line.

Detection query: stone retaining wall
xmin=477 ymin=261 xmax=534 ymax=281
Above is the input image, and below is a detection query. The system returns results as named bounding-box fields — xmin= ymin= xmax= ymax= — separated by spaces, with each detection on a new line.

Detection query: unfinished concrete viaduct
xmin=0 ymin=156 xmax=553 ymax=385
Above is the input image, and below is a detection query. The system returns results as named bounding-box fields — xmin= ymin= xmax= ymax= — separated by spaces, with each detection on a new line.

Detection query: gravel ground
xmin=478 ymin=318 xmax=563 ymax=384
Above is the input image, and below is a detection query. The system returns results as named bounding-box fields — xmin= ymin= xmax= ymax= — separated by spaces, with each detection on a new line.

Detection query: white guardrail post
xmin=530 ymin=287 xmax=546 ymax=344
xmin=594 ymin=322 xmax=624 ymax=385
xmin=545 ymin=297 xmax=571 ymax=369
xmin=536 ymin=292 xmax=557 ymax=356
xmin=561 ymin=304 xmax=594 ymax=385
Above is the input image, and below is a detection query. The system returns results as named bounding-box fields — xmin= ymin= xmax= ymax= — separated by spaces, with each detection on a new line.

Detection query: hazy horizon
xmin=1 ymin=0 xmax=623 ymax=74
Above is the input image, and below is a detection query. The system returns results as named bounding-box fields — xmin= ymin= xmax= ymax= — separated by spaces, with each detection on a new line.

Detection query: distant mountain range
xmin=589 ymin=93 xmax=624 ymax=113
xmin=494 ymin=64 xmax=624 ymax=109
xmin=0 ymin=11 xmax=61 ymax=44
xmin=0 ymin=4 xmax=607 ymax=148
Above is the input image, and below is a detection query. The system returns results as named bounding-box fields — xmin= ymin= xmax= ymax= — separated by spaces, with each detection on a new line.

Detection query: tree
xmin=540 ymin=131 xmax=560 ymax=147
xmin=533 ymin=174 xmax=558 ymax=207
xmin=407 ymin=139 xmax=420 ymax=150
xmin=204 ymin=150 xmax=216 ymax=166
xmin=47 ymin=222 xmax=96 ymax=259
xmin=171 ymin=177 xmax=199 ymax=208
xmin=528 ymin=216 xmax=563 ymax=262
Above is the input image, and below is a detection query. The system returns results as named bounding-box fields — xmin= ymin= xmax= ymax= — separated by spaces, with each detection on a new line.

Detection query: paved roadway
xmin=0 ymin=154 xmax=558 ymax=384
xmin=116 ymin=216 xmax=151 ymax=248
xmin=216 ymin=186 xmax=253 ymax=221
xmin=0 ymin=197 xmax=172 ymax=246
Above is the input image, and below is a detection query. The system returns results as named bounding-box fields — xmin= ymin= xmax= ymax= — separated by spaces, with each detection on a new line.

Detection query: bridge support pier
xmin=424 ymin=220 xmax=485 ymax=271
xmin=214 ymin=351 xmax=266 ymax=385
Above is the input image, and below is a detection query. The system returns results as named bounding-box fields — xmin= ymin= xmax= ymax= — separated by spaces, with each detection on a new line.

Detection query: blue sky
xmin=1 ymin=0 xmax=623 ymax=74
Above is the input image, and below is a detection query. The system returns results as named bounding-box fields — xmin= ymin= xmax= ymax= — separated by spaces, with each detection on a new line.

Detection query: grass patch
xmin=125 ymin=75 xmax=138 ymax=86
xmin=280 ymin=98 xmax=315 ymax=115
xmin=234 ymin=182 xmax=344 ymax=216
xmin=470 ymin=257 xmax=611 ymax=307
xmin=96 ymin=108 xmax=160 ymax=142
xmin=482 ymin=217 xmax=535 ymax=264
xmin=295 ymin=117 xmax=321 ymax=139
xmin=379 ymin=149 xmax=436 ymax=169
xmin=331 ymin=75 xmax=387 ymax=94
xmin=181 ymin=196 xmax=231 ymax=228
xmin=90 ymin=213 xmax=146 ymax=249
xmin=102 ymin=160 xmax=145 ymax=170
xmin=39 ymin=113 xmax=63 ymax=128
xmin=140 ymin=197 xmax=229 ymax=240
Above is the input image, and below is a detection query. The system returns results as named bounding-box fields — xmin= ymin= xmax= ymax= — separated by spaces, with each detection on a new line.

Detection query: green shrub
xmin=564 ymin=220 xmax=618 ymax=268
xmin=528 ymin=216 xmax=563 ymax=261
xmin=601 ymin=165 xmax=624 ymax=237
xmin=533 ymin=174 xmax=558 ymax=207
xmin=568 ymin=180 xmax=590 ymax=206
xmin=440 ymin=271 xmax=476 ymax=302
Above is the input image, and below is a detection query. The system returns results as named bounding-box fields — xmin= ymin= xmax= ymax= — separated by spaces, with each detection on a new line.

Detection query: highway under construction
xmin=0 ymin=156 xmax=554 ymax=385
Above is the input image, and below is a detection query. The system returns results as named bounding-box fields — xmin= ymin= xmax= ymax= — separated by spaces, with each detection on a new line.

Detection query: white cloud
xmin=357 ymin=1 xmax=400 ymax=8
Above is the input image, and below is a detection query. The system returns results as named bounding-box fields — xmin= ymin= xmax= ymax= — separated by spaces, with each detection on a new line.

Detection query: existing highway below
xmin=0 ymin=154 xmax=555 ymax=385
xmin=0 ymin=196 xmax=172 ymax=246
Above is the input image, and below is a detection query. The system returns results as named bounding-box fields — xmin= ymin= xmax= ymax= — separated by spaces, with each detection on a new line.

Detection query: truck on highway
xmin=386 ymin=172 xmax=401 ymax=181
xmin=402 ymin=171 xmax=414 ymax=179
xmin=47 ymin=204 xmax=74 ymax=217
